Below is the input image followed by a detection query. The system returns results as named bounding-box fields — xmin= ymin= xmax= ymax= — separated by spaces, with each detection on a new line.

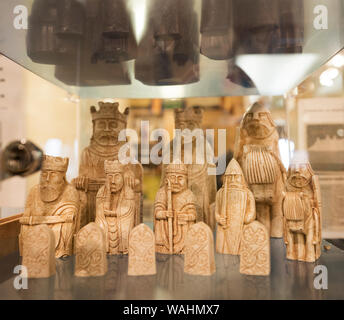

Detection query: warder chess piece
xmin=154 ymin=163 xmax=197 ymax=254
xmin=234 ymin=102 xmax=286 ymax=238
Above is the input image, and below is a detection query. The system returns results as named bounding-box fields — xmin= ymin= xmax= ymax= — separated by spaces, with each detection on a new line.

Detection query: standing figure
xmin=20 ymin=155 xmax=81 ymax=258
xmin=154 ymin=163 xmax=197 ymax=254
xmin=95 ymin=160 xmax=137 ymax=255
xmin=283 ymin=161 xmax=322 ymax=262
xmin=161 ymin=107 xmax=217 ymax=230
xmin=215 ymin=159 xmax=256 ymax=255
xmin=73 ymin=102 xmax=143 ymax=227
xmin=234 ymin=102 xmax=286 ymax=238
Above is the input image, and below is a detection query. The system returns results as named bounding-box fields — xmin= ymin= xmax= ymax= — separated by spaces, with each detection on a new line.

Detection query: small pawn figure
xmin=74 ymin=223 xmax=107 ymax=277
xmin=240 ymin=220 xmax=270 ymax=276
xmin=128 ymin=224 xmax=156 ymax=276
xmin=283 ymin=160 xmax=322 ymax=262
xmin=22 ymin=224 xmax=56 ymax=278
xmin=184 ymin=222 xmax=216 ymax=276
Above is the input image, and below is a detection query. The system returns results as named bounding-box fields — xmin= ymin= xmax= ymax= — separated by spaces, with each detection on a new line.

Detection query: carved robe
xmin=215 ymin=184 xmax=256 ymax=255
xmin=154 ymin=188 xmax=197 ymax=254
xmin=95 ymin=185 xmax=136 ymax=254
xmin=77 ymin=144 xmax=143 ymax=227
xmin=20 ymin=184 xmax=80 ymax=258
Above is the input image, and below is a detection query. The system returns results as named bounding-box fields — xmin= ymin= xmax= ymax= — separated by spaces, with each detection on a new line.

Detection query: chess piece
xmin=73 ymin=102 xmax=143 ymax=227
xmin=215 ymin=159 xmax=256 ymax=255
xmin=128 ymin=224 xmax=156 ymax=276
xmin=74 ymin=223 xmax=107 ymax=277
xmin=234 ymin=102 xmax=286 ymax=238
xmin=95 ymin=160 xmax=137 ymax=255
xmin=154 ymin=163 xmax=197 ymax=254
xmin=20 ymin=155 xmax=82 ymax=258
xmin=240 ymin=220 xmax=270 ymax=276
xmin=161 ymin=107 xmax=217 ymax=230
xmin=184 ymin=222 xmax=216 ymax=276
xmin=283 ymin=161 xmax=322 ymax=262
xmin=21 ymin=224 xmax=56 ymax=278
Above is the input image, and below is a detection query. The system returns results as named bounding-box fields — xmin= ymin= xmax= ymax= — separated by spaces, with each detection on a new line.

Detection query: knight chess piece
xmin=184 ymin=222 xmax=216 ymax=276
xmin=240 ymin=220 xmax=270 ymax=276
xmin=215 ymin=159 xmax=256 ymax=255
xmin=95 ymin=160 xmax=138 ymax=255
xmin=21 ymin=224 xmax=56 ymax=278
xmin=72 ymin=102 xmax=143 ymax=227
xmin=19 ymin=155 xmax=83 ymax=258
xmin=283 ymin=160 xmax=322 ymax=262
xmin=154 ymin=163 xmax=197 ymax=254
xmin=74 ymin=223 xmax=107 ymax=277
xmin=161 ymin=107 xmax=217 ymax=230
xmin=128 ymin=224 xmax=156 ymax=276
xmin=234 ymin=102 xmax=286 ymax=238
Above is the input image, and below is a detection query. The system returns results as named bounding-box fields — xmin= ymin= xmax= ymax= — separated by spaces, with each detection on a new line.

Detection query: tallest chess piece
xmin=234 ymin=102 xmax=286 ymax=238
xmin=73 ymin=102 xmax=143 ymax=227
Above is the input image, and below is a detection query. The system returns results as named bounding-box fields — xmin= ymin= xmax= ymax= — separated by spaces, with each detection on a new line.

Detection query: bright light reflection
xmin=279 ymin=139 xmax=295 ymax=170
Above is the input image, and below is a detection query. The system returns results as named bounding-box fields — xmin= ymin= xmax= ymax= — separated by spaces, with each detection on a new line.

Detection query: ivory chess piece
xmin=215 ymin=159 xmax=256 ymax=255
xmin=283 ymin=161 xmax=322 ymax=262
xmin=20 ymin=155 xmax=82 ymax=258
xmin=161 ymin=107 xmax=217 ymax=230
xmin=234 ymin=102 xmax=286 ymax=238
xmin=21 ymin=224 xmax=56 ymax=278
xmin=240 ymin=220 xmax=270 ymax=276
xmin=184 ymin=222 xmax=216 ymax=276
xmin=73 ymin=102 xmax=143 ymax=227
xmin=74 ymin=223 xmax=107 ymax=277
xmin=128 ymin=224 xmax=156 ymax=276
xmin=154 ymin=163 xmax=197 ymax=254
xmin=95 ymin=160 xmax=137 ymax=255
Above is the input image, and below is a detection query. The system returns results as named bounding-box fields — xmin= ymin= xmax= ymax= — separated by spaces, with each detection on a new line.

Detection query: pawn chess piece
xmin=128 ymin=224 xmax=156 ymax=276
xmin=74 ymin=223 xmax=107 ymax=277
xmin=215 ymin=159 xmax=256 ymax=255
xmin=283 ymin=160 xmax=322 ymax=262
xmin=184 ymin=222 xmax=216 ymax=276
xmin=239 ymin=221 xmax=270 ymax=276
xmin=22 ymin=224 xmax=56 ymax=278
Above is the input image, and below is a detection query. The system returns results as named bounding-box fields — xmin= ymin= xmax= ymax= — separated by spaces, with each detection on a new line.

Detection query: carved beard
xmin=93 ymin=130 xmax=119 ymax=147
xmin=289 ymin=173 xmax=311 ymax=188
xmin=40 ymin=182 xmax=65 ymax=202
xmin=245 ymin=120 xmax=273 ymax=139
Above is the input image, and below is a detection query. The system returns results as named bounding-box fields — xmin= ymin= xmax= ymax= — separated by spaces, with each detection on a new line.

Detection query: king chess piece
xmin=73 ymin=102 xmax=143 ymax=227
xmin=234 ymin=102 xmax=286 ymax=238
xmin=95 ymin=160 xmax=138 ymax=255
xmin=20 ymin=155 xmax=83 ymax=258
xmin=161 ymin=107 xmax=217 ymax=230
xmin=283 ymin=160 xmax=322 ymax=262
xmin=154 ymin=163 xmax=197 ymax=254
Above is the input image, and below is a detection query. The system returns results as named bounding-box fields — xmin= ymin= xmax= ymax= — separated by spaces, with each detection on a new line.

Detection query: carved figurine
xmin=240 ymin=220 xmax=270 ymax=276
xmin=234 ymin=102 xmax=286 ymax=238
xmin=154 ymin=163 xmax=197 ymax=254
xmin=215 ymin=159 xmax=256 ymax=255
xmin=282 ymin=160 xmax=322 ymax=262
xmin=161 ymin=107 xmax=217 ymax=230
xmin=20 ymin=155 xmax=81 ymax=258
xmin=21 ymin=224 xmax=56 ymax=278
xmin=184 ymin=222 xmax=216 ymax=276
xmin=128 ymin=224 xmax=156 ymax=276
xmin=74 ymin=222 xmax=107 ymax=277
xmin=95 ymin=160 xmax=137 ymax=255
xmin=73 ymin=102 xmax=143 ymax=227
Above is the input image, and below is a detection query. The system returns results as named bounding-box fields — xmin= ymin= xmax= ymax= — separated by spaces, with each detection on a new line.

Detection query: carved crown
xmin=165 ymin=163 xmax=188 ymax=175
xmin=225 ymin=159 xmax=244 ymax=176
xmin=42 ymin=155 xmax=69 ymax=172
xmin=90 ymin=102 xmax=129 ymax=123
xmin=104 ymin=160 xmax=124 ymax=174
xmin=174 ymin=107 xmax=203 ymax=124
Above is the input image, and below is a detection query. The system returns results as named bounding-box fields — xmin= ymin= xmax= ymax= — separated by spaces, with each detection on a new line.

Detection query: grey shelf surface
xmin=0 ymin=239 xmax=343 ymax=300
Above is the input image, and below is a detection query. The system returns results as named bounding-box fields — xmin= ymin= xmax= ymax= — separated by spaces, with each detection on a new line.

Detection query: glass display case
xmin=0 ymin=0 xmax=343 ymax=300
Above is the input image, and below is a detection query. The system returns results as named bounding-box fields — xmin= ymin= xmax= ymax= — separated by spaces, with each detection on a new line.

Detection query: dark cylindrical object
xmin=103 ymin=0 xmax=130 ymax=38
